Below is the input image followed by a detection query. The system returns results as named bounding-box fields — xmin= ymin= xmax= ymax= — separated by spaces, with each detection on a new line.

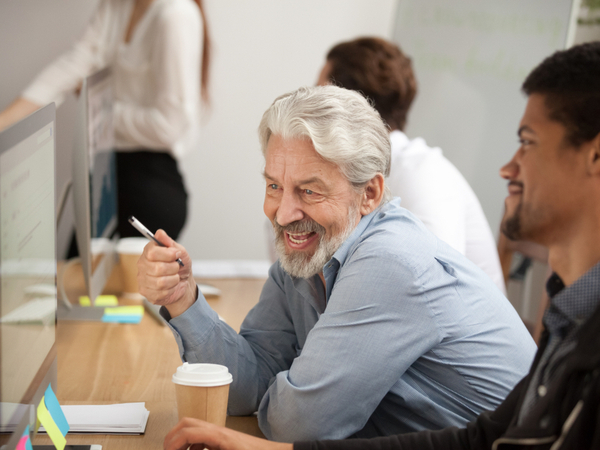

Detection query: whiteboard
xmin=392 ymin=0 xmax=579 ymax=236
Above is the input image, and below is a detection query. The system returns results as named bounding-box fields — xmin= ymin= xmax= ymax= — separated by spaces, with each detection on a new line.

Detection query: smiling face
xmin=263 ymin=135 xmax=364 ymax=278
xmin=500 ymin=93 xmax=589 ymax=245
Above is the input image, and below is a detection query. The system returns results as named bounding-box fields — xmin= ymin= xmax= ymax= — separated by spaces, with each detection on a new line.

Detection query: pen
xmin=128 ymin=216 xmax=184 ymax=267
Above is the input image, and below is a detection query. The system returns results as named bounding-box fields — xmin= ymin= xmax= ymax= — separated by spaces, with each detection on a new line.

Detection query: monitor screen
xmin=0 ymin=104 xmax=57 ymax=448
xmin=71 ymin=67 xmax=118 ymax=306
xmin=87 ymin=69 xmax=117 ymax=241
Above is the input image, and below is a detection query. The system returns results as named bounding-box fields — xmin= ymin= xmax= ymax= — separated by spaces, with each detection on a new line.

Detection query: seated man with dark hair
xmin=318 ymin=37 xmax=505 ymax=293
xmin=163 ymin=42 xmax=600 ymax=450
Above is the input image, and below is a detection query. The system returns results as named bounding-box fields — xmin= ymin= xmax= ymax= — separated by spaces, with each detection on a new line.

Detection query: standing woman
xmin=0 ymin=0 xmax=211 ymax=239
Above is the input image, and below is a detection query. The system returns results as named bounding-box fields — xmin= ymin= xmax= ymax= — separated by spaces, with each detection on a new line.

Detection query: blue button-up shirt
xmin=164 ymin=199 xmax=536 ymax=442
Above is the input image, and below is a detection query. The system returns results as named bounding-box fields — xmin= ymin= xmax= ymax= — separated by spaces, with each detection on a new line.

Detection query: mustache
xmin=508 ymin=181 xmax=524 ymax=189
xmin=273 ymin=217 xmax=325 ymax=235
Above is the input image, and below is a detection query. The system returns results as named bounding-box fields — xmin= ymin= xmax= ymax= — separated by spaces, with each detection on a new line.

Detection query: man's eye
xmin=519 ymin=139 xmax=532 ymax=146
xmin=304 ymin=189 xmax=314 ymax=195
xmin=269 ymin=184 xmax=278 ymax=190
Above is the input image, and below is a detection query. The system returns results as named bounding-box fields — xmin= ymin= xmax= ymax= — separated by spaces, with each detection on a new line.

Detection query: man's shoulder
xmin=361 ymin=200 xmax=435 ymax=244
xmin=348 ymin=200 xmax=440 ymax=273
xmin=391 ymin=137 xmax=469 ymax=188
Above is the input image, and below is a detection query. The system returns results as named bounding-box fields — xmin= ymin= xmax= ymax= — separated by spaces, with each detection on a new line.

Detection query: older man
xmin=139 ymin=86 xmax=534 ymax=442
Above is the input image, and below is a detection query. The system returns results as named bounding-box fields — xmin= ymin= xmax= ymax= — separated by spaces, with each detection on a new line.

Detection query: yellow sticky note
xmin=79 ymin=295 xmax=119 ymax=307
xmin=37 ymin=396 xmax=66 ymax=450
xmin=103 ymin=305 xmax=144 ymax=316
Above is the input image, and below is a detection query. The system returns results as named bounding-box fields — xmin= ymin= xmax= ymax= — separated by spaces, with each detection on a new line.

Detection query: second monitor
xmin=72 ymin=67 xmax=119 ymax=306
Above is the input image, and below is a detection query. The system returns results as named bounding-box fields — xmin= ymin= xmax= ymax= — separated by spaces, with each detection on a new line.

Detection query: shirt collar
xmin=331 ymin=201 xmax=391 ymax=267
xmin=389 ymin=130 xmax=410 ymax=151
xmin=321 ymin=200 xmax=395 ymax=301
xmin=544 ymin=260 xmax=600 ymax=334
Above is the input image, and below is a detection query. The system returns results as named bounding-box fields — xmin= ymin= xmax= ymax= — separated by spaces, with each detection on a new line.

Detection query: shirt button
xmin=538 ymin=385 xmax=547 ymax=397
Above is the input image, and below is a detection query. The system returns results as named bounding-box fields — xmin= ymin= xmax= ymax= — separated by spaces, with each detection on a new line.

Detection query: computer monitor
xmin=0 ymin=104 xmax=57 ymax=449
xmin=71 ymin=67 xmax=118 ymax=306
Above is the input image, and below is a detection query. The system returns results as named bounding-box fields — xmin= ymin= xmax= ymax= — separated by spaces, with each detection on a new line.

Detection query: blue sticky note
xmin=18 ymin=425 xmax=33 ymax=450
xmin=25 ymin=425 xmax=33 ymax=450
xmin=43 ymin=384 xmax=69 ymax=436
xmin=101 ymin=315 xmax=143 ymax=324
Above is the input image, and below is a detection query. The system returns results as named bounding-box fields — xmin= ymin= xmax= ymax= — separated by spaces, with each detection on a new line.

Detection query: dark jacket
xmin=295 ymin=303 xmax=600 ymax=450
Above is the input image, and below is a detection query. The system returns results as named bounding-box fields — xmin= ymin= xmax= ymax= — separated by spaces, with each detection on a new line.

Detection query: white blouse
xmin=22 ymin=0 xmax=202 ymax=159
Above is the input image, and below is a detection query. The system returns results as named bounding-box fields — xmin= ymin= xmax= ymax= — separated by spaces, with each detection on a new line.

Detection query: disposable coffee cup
xmin=116 ymin=237 xmax=148 ymax=298
xmin=172 ymin=363 xmax=233 ymax=426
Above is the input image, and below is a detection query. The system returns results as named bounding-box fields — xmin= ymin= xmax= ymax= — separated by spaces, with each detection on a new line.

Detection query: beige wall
xmin=0 ymin=0 xmax=397 ymax=262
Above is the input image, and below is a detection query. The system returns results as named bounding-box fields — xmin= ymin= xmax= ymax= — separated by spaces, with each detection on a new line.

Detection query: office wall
xmin=392 ymin=0 xmax=577 ymax=241
xmin=0 ymin=0 xmax=397 ymax=262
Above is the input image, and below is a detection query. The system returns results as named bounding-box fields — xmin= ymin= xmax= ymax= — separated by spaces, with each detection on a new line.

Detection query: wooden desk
xmin=32 ymin=276 xmax=267 ymax=449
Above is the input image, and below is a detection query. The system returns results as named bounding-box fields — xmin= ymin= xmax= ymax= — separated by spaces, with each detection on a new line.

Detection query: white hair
xmin=258 ymin=85 xmax=391 ymax=202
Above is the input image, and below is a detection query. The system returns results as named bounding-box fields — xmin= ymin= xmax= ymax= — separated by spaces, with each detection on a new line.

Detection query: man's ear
xmin=586 ymin=132 xmax=600 ymax=176
xmin=360 ymin=173 xmax=385 ymax=216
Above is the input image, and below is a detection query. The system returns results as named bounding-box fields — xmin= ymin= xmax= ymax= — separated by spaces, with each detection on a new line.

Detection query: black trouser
xmin=67 ymin=150 xmax=188 ymax=258
xmin=116 ymin=150 xmax=188 ymax=239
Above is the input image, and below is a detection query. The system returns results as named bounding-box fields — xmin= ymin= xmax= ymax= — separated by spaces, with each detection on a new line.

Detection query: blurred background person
xmin=0 ymin=0 xmax=211 ymax=241
xmin=317 ymin=37 xmax=505 ymax=293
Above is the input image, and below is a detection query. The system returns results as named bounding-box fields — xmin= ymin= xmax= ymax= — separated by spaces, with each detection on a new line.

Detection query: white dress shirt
xmin=388 ymin=130 xmax=506 ymax=293
xmin=22 ymin=0 xmax=201 ymax=159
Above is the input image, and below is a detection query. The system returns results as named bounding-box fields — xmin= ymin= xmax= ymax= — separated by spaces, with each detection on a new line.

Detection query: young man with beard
xmin=161 ymin=43 xmax=600 ymax=450
xmin=138 ymin=86 xmax=534 ymax=442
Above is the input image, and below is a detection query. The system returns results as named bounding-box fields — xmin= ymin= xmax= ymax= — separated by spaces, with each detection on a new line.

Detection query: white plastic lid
xmin=91 ymin=237 xmax=114 ymax=255
xmin=172 ymin=363 xmax=233 ymax=387
xmin=116 ymin=237 xmax=148 ymax=255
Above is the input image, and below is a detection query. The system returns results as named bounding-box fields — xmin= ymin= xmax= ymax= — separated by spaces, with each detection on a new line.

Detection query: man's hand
xmin=137 ymin=229 xmax=196 ymax=318
xmin=163 ymin=418 xmax=293 ymax=450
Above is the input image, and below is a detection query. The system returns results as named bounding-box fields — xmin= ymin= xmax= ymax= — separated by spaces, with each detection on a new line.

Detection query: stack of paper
xmin=41 ymin=403 xmax=149 ymax=434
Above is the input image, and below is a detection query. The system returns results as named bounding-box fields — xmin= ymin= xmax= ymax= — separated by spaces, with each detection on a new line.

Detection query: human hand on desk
xmin=164 ymin=418 xmax=293 ymax=450
xmin=138 ymin=229 xmax=197 ymax=318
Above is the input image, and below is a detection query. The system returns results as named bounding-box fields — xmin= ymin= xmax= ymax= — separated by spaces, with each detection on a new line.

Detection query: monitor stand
xmin=57 ymin=304 xmax=105 ymax=321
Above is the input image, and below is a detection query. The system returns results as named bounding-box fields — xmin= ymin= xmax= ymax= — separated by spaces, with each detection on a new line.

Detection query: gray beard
xmin=273 ymin=207 xmax=358 ymax=279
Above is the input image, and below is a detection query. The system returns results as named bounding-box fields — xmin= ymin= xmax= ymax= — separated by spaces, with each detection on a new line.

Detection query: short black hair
xmin=522 ymin=42 xmax=600 ymax=147
xmin=326 ymin=37 xmax=417 ymax=131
